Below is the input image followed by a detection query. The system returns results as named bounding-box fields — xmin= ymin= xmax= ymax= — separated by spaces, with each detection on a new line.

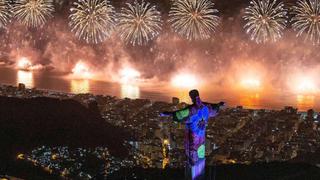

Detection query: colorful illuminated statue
xmin=161 ymin=89 xmax=224 ymax=180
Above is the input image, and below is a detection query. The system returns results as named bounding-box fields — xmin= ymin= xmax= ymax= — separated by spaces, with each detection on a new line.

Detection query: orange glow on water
xmin=71 ymin=80 xmax=90 ymax=94
xmin=239 ymin=93 xmax=261 ymax=109
xmin=17 ymin=70 xmax=34 ymax=88
xmin=121 ymin=84 xmax=140 ymax=99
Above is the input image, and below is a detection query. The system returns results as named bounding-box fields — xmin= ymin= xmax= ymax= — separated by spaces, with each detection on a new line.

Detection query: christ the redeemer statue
xmin=161 ymin=89 xmax=224 ymax=180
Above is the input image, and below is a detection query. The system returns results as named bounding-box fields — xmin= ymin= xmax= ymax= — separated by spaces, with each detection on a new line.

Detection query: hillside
xmin=0 ymin=96 xmax=130 ymax=177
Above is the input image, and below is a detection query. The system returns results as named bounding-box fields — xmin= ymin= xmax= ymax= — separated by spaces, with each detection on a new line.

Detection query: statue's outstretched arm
xmin=160 ymin=106 xmax=191 ymax=122
xmin=206 ymin=101 xmax=226 ymax=118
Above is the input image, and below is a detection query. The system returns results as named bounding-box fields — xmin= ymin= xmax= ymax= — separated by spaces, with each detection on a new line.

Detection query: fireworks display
xmin=297 ymin=77 xmax=317 ymax=93
xmin=16 ymin=57 xmax=32 ymax=70
xmin=12 ymin=0 xmax=54 ymax=28
xmin=1 ymin=0 xmax=320 ymax=110
xmin=171 ymin=73 xmax=199 ymax=89
xmin=292 ymin=0 xmax=320 ymax=44
xmin=289 ymin=73 xmax=319 ymax=94
xmin=0 ymin=0 xmax=11 ymax=28
xmin=168 ymin=0 xmax=220 ymax=41
xmin=243 ymin=0 xmax=288 ymax=44
xmin=71 ymin=61 xmax=93 ymax=79
xmin=69 ymin=0 xmax=116 ymax=44
xmin=119 ymin=67 xmax=141 ymax=84
xmin=240 ymin=78 xmax=261 ymax=90
xmin=117 ymin=0 xmax=162 ymax=46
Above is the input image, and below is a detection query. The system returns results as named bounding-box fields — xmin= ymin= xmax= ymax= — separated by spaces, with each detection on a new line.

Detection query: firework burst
xmin=168 ymin=0 xmax=220 ymax=41
xmin=243 ymin=0 xmax=288 ymax=44
xmin=0 ymin=0 xmax=11 ymax=28
xmin=69 ymin=0 xmax=116 ymax=44
xmin=117 ymin=0 xmax=162 ymax=46
xmin=13 ymin=0 xmax=54 ymax=28
xmin=292 ymin=0 xmax=320 ymax=44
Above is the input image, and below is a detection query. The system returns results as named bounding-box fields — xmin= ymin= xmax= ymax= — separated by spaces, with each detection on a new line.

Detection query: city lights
xmin=2 ymin=1 xmax=320 ymax=179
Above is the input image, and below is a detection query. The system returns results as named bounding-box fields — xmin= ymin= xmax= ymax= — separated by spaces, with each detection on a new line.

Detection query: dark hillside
xmin=0 ymin=96 xmax=130 ymax=170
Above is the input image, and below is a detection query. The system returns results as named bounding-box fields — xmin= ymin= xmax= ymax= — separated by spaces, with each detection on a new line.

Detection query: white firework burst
xmin=13 ymin=0 xmax=54 ymax=28
xmin=243 ymin=0 xmax=288 ymax=44
xmin=292 ymin=0 xmax=320 ymax=44
xmin=0 ymin=0 xmax=11 ymax=28
xmin=69 ymin=0 xmax=116 ymax=44
xmin=168 ymin=0 xmax=220 ymax=41
xmin=117 ymin=0 xmax=162 ymax=46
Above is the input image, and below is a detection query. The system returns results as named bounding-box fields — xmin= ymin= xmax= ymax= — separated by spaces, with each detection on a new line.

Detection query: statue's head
xmin=189 ymin=89 xmax=200 ymax=104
